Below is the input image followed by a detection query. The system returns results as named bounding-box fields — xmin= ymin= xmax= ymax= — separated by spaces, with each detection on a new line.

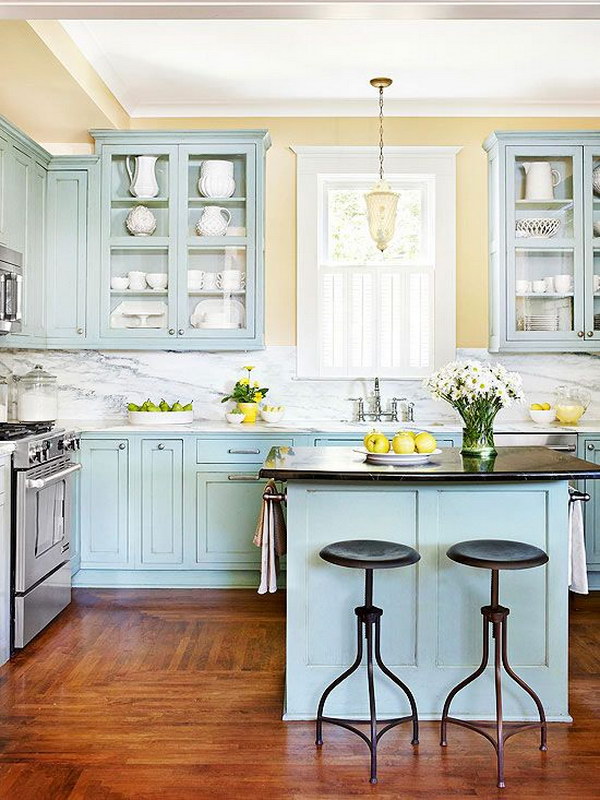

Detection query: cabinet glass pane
xmin=186 ymin=246 xmax=246 ymax=331
xmin=515 ymin=248 xmax=574 ymax=333
xmin=514 ymin=155 xmax=574 ymax=239
xmin=109 ymin=247 xmax=169 ymax=329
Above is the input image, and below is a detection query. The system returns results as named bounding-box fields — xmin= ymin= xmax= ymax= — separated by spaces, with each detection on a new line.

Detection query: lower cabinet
xmin=581 ymin=438 xmax=600 ymax=580
xmin=140 ymin=439 xmax=184 ymax=567
xmin=79 ymin=438 xmax=130 ymax=569
xmin=194 ymin=470 xmax=264 ymax=567
xmin=0 ymin=455 xmax=11 ymax=665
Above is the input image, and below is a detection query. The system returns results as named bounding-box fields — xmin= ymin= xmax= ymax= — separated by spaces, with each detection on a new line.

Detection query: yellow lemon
xmin=530 ymin=403 xmax=543 ymax=410
xmin=540 ymin=402 xmax=551 ymax=411
xmin=392 ymin=434 xmax=416 ymax=454
xmin=414 ymin=432 xmax=437 ymax=454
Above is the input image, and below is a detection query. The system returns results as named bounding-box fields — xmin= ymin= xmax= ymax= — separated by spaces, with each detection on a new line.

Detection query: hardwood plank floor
xmin=0 ymin=589 xmax=598 ymax=800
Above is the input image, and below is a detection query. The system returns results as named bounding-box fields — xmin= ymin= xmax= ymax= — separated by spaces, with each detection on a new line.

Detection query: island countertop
xmin=259 ymin=445 xmax=600 ymax=482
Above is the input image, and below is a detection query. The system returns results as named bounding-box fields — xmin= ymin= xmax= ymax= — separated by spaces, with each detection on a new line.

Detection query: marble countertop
xmin=58 ymin=417 xmax=600 ymax=435
xmin=259 ymin=445 xmax=600 ymax=483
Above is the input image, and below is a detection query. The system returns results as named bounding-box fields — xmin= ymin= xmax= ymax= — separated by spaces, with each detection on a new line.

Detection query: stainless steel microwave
xmin=0 ymin=244 xmax=22 ymax=334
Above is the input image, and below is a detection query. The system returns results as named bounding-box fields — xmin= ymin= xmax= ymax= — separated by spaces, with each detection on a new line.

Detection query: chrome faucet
xmin=349 ymin=378 xmax=415 ymax=424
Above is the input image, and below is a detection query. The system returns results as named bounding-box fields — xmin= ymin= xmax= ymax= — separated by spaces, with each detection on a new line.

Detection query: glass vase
xmin=460 ymin=414 xmax=497 ymax=458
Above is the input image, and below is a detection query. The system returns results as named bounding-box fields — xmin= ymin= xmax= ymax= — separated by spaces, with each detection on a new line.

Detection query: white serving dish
xmin=128 ymin=410 xmax=194 ymax=425
xmin=354 ymin=448 xmax=442 ymax=466
xmin=529 ymin=408 xmax=556 ymax=424
xmin=225 ymin=412 xmax=244 ymax=424
xmin=261 ymin=409 xmax=285 ymax=424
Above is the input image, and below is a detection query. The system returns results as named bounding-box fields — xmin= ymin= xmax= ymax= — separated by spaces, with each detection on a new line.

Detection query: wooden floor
xmin=0 ymin=590 xmax=598 ymax=800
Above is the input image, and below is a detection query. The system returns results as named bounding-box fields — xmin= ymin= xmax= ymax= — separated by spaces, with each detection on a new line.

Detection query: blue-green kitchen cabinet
xmin=79 ymin=439 xmax=131 ymax=570
xmin=578 ymin=436 xmax=600 ymax=588
xmin=140 ymin=439 xmax=184 ymax=567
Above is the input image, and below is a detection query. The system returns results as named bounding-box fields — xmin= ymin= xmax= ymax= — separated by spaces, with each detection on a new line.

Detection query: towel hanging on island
xmin=568 ymin=488 xmax=589 ymax=595
xmin=254 ymin=480 xmax=287 ymax=594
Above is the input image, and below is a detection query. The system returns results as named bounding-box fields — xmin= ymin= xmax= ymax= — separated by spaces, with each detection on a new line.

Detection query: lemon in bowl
xmin=529 ymin=402 xmax=556 ymax=424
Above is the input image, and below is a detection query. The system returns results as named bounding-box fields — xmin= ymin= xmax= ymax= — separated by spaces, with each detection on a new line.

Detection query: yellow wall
xmin=133 ymin=116 xmax=600 ymax=347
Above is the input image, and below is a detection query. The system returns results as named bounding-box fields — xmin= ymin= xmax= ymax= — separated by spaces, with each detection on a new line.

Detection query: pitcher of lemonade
xmin=555 ymin=385 xmax=590 ymax=424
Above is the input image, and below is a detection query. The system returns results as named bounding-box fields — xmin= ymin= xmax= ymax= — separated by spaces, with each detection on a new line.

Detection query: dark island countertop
xmin=259 ymin=446 xmax=600 ymax=483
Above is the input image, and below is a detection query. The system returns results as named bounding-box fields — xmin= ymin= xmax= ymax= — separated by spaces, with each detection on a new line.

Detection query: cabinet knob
xmin=157 ymin=443 xmax=165 ymax=450
xmin=578 ymin=331 xmax=585 ymax=338
xmin=118 ymin=443 xmax=126 ymax=450
xmin=587 ymin=331 xmax=595 ymax=338
xmin=77 ymin=328 xmax=84 ymax=335
xmin=178 ymin=329 xmax=184 ymax=336
xmin=168 ymin=329 xmax=175 ymax=335
xmin=588 ymin=444 xmax=595 ymax=451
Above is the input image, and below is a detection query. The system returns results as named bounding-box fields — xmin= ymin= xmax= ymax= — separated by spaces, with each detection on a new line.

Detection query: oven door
xmin=14 ymin=459 xmax=81 ymax=593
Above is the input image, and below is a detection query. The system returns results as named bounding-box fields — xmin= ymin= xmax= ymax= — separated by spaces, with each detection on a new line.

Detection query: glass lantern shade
xmin=365 ymin=180 xmax=399 ymax=252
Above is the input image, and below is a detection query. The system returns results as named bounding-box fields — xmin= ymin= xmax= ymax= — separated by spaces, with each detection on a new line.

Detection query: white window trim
xmin=292 ymin=145 xmax=460 ymax=380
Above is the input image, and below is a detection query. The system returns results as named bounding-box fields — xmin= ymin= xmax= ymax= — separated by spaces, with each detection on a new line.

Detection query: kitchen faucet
xmin=349 ymin=378 xmax=415 ymax=423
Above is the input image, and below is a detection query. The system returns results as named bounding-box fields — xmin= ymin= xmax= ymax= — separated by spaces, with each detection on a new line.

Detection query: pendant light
xmin=365 ymin=77 xmax=398 ymax=252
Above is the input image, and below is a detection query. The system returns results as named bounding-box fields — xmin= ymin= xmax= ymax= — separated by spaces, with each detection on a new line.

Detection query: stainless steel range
xmin=6 ymin=423 xmax=81 ymax=648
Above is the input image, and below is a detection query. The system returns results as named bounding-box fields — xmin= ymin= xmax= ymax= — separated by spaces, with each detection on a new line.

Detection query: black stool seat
xmin=447 ymin=538 xmax=548 ymax=571
xmin=319 ymin=539 xmax=420 ymax=571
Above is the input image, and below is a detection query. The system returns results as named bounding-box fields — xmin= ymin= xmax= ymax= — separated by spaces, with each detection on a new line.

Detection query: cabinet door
xmin=46 ymin=169 xmax=88 ymax=340
xmin=582 ymin=439 xmax=600 ymax=567
xmin=140 ymin=439 xmax=183 ymax=566
xmin=505 ymin=145 xmax=584 ymax=346
xmin=79 ymin=439 xmax=130 ymax=568
xmin=583 ymin=146 xmax=600 ymax=340
xmin=195 ymin=470 xmax=263 ymax=566
xmin=0 ymin=458 xmax=10 ymax=665
xmin=0 ymin=134 xmax=10 ymax=246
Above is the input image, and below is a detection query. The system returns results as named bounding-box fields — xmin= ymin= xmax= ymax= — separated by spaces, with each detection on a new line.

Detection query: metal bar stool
xmin=315 ymin=539 xmax=420 ymax=784
xmin=440 ymin=538 xmax=549 ymax=789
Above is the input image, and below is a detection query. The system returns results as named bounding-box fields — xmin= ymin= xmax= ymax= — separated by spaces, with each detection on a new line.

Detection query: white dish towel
xmin=253 ymin=480 xmax=286 ymax=594
xmin=568 ymin=491 xmax=589 ymax=595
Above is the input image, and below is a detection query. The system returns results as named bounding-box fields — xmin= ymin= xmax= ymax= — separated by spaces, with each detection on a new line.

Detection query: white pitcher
xmin=195 ymin=206 xmax=232 ymax=237
xmin=198 ymin=160 xmax=236 ymax=199
xmin=521 ymin=162 xmax=561 ymax=201
xmin=126 ymin=155 xmax=160 ymax=199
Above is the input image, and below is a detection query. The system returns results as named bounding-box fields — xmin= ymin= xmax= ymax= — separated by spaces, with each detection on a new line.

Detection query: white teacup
xmin=554 ymin=274 xmax=573 ymax=293
xmin=111 ymin=276 xmax=129 ymax=291
xmin=202 ymin=272 xmax=219 ymax=291
xmin=218 ymin=270 xmax=244 ymax=291
xmin=594 ymin=275 xmax=600 ymax=293
xmin=187 ymin=270 xmax=205 ymax=290
xmin=532 ymin=280 xmax=546 ymax=294
xmin=515 ymin=280 xmax=531 ymax=294
xmin=128 ymin=271 xmax=147 ymax=291
xmin=146 ymin=273 xmax=168 ymax=290
xmin=543 ymin=276 xmax=555 ymax=293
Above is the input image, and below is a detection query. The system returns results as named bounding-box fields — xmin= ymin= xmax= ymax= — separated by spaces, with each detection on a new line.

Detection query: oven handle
xmin=25 ymin=462 xmax=81 ymax=490
xmin=549 ymin=445 xmax=577 ymax=452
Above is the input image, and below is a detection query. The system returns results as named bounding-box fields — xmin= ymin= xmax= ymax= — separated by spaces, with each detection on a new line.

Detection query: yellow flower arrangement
xmin=221 ymin=366 xmax=269 ymax=405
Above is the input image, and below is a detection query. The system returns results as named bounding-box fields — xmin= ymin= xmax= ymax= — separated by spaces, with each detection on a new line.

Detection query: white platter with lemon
xmin=359 ymin=429 xmax=441 ymax=466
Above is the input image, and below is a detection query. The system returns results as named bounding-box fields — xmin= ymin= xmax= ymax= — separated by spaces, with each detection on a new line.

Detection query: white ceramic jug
xmin=521 ymin=162 xmax=561 ymax=201
xmin=198 ymin=160 xmax=235 ymax=199
xmin=195 ymin=206 xmax=232 ymax=237
xmin=126 ymin=155 xmax=160 ymax=199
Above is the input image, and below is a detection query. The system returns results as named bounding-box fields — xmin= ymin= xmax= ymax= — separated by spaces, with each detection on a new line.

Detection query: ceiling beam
xmin=4 ymin=2 xmax=600 ymax=21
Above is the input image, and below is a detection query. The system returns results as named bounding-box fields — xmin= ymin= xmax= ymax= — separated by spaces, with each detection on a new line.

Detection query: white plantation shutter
xmin=295 ymin=147 xmax=457 ymax=379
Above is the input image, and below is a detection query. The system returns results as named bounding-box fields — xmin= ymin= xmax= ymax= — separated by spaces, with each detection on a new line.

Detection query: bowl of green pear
xmin=128 ymin=398 xmax=194 ymax=425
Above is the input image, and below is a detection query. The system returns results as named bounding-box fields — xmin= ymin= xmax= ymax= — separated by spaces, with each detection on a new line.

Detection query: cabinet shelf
xmin=188 ymin=197 xmax=246 ymax=204
xmin=514 ymin=242 xmax=574 ymax=251
xmin=111 ymin=289 xmax=168 ymax=296
xmin=188 ymin=290 xmax=246 ymax=296
xmin=110 ymin=237 xmax=170 ymax=248
xmin=516 ymin=292 xmax=574 ymax=299
xmin=111 ymin=197 xmax=169 ymax=205
xmin=515 ymin=199 xmax=573 ymax=211
xmin=187 ymin=237 xmax=247 ymax=248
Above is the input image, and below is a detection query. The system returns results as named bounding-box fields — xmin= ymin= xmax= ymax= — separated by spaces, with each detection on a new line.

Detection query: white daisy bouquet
xmin=424 ymin=360 xmax=523 ymax=455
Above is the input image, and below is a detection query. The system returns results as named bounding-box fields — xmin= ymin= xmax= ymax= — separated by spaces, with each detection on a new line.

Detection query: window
xmin=294 ymin=147 xmax=458 ymax=379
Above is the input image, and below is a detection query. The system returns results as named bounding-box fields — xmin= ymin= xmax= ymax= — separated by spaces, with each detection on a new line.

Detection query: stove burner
xmin=0 ymin=421 xmax=55 ymax=440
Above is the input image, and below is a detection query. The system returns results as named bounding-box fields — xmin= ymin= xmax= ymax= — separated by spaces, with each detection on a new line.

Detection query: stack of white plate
xmin=594 ymin=313 xmax=600 ymax=329
xmin=522 ymin=314 xmax=560 ymax=331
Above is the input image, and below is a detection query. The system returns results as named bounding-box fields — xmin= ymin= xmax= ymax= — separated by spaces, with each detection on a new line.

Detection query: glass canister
xmin=555 ymin=385 xmax=591 ymax=425
xmin=17 ymin=364 xmax=58 ymax=422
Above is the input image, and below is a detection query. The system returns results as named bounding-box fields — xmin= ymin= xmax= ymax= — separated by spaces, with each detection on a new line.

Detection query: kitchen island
xmin=260 ymin=445 xmax=600 ymax=722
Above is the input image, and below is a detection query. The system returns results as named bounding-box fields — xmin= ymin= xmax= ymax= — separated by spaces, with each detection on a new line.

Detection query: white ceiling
xmin=61 ymin=19 xmax=600 ymax=117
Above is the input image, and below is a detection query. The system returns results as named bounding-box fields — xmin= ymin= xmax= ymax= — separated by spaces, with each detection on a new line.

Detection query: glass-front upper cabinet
xmin=92 ymin=130 xmax=269 ymax=350
xmin=485 ymin=132 xmax=600 ymax=353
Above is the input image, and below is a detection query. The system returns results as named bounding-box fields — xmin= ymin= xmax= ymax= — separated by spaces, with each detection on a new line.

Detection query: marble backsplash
xmin=0 ymin=347 xmax=599 ymax=424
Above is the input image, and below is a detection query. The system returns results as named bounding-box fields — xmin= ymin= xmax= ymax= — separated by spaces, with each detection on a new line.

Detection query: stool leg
xmin=365 ymin=616 xmax=378 ymax=784
xmin=374 ymin=617 xmax=419 ymax=745
xmin=441 ymin=611 xmax=491 ymax=746
xmin=493 ymin=618 xmax=505 ymax=789
xmin=500 ymin=615 xmax=548 ymax=752
xmin=315 ymin=613 xmax=364 ymax=746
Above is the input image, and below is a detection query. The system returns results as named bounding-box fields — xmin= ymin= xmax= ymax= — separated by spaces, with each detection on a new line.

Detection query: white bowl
xmin=129 ymin=410 xmax=194 ymax=425
xmin=146 ymin=273 xmax=168 ymax=290
xmin=529 ymin=408 xmax=556 ymax=424
xmin=225 ymin=412 xmax=244 ymax=424
xmin=261 ymin=409 xmax=285 ymax=424
xmin=111 ymin=276 xmax=129 ymax=291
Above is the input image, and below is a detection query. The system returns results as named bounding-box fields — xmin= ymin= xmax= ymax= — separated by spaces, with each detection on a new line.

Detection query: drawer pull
xmin=227 ymin=474 xmax=260 ymax=481
xmin=228 ymin=448 xmax=261 ymax=455
xmin=588 ymin=444 xmax=595 ymax=451
xmin=118 ymin=443 xmax=126 ymax=450
xmin=157 ymin=443 xmax=165 ymax=450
